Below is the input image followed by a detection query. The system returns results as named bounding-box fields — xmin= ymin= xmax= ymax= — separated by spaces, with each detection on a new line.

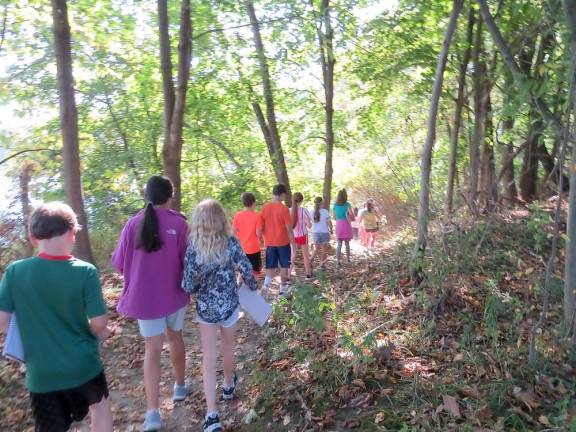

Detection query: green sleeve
xmin=84 ymin=267 xmax=107 ymax=318
xmin=0 ymin=267 xmax=14 ymax=312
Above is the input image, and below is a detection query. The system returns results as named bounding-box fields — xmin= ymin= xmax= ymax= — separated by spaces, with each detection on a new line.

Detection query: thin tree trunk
xmin=51 ymin=0 xmax=94 ymax=263
xmin=480 ymin=91 xmax=497 ymax=209
xmin=411 ymin=0 xmax=464 ymax=284
xmin=19 ymin=163 xmax=34 ymax=257
xmin=469 ymin=17 xmax=485 ymax=210
xmin=246 ymin=1 xmax=292 ymax=205
xmin=163 ymin=0 xmax=192 ymax=211
xmin=563 ymin=0 xmax=576 ymax=335
xmin=499 ymin=116 xmax=517 ymax=205
xmin=445 ymin=7 xmax=475 ymax=215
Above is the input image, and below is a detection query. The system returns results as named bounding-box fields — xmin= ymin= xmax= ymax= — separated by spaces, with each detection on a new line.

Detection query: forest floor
xmin=1 ymin=204 xmax=576 ymax=431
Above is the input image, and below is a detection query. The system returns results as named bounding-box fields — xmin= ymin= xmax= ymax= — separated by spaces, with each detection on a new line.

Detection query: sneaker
xmin=143 ymin=410 xmax=162 ymax=432
xmin=305 ymin=274 xmax=314 ymax=281
xmin=172 ymin=381 xmax=192 ymax=402
xmin=222 ymin=371 xmax=238 ymax=400
xmin=203 ymin=413 xmax=223 ymax=432
xmin=279 ymin=284 xmax=290 ymax=297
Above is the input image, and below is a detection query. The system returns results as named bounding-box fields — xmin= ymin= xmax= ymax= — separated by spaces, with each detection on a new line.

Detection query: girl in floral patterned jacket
xmin=182 ymin=199 xmax=257 ymax=432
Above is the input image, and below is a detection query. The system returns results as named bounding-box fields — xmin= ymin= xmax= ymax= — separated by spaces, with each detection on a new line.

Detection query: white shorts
xmin=137 ymin=306 xmax=187 ymax=338
xmin=196 ymin=307 xmax=239 ymax=328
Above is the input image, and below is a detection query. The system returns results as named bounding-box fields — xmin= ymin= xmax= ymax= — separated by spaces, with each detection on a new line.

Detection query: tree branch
xmin=0 ymin=148 xmax=57 ymax=166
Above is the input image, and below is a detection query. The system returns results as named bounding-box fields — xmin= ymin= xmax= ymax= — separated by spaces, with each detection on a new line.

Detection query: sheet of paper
xmin=2 ymin=314 xmax=25 ymax=363
xmin=239 ymin=284 xmax=272 ymax=327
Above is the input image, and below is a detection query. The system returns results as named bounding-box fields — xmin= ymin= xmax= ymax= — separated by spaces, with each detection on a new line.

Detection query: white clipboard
xmin=3 ymin=314 xmax=25 ymax=363
xmin=239 ymin=284 xmax=272 ymax=327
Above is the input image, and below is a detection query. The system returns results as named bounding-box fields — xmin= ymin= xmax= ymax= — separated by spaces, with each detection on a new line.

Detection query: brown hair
xmin=292 ymin=192 xmax=304 ymax=228
xmin=314 ymin=197 xmax=322 ymax=222
xmin=241 ymin=192 xmax=256 ymax=208
xmin=335 ymin=189 xmax=348 ymax=206
xmin=29 ymin=202 xmax=80 ymax=240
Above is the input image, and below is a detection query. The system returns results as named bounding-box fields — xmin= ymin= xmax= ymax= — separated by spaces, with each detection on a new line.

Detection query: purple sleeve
xmin=178 ymin=220 xmax=189 ymax=265
xmin=111 ymin=222 xmax=131 ymax=274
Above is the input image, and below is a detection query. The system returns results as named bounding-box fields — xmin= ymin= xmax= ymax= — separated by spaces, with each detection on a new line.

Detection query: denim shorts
xmin=196 ymin=307 xmax=239 ymax=328
xmin=265 ymin=245 xmax=291 ymax=269
xmin=313 ymin=232 xmax=330 ymax=244
xmin=137 ymin=305 xmax=187 ymax=338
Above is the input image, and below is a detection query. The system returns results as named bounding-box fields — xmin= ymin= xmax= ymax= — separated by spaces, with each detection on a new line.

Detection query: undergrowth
xmin=246 ymin=206 xmax=576 ymax=431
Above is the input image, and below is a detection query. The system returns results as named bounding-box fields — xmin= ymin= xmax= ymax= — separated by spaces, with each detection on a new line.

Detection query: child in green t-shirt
xmin=0 ymin=202 xmax=113 ymax=432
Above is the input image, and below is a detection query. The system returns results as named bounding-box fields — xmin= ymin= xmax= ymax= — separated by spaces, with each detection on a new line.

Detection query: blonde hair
xmin=189 ymin=199 xmax=231 ymax=264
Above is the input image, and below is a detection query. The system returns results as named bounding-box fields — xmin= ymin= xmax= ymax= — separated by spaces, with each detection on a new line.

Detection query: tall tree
xmin=445 ymin=7 xmax=475 ymax=215
xmin=246 ymin=0 xmax=292 ymax=204
xmin=160 ymin=0 xmax=192 ymax=211
xmin=51 ymin=0 xmax=94 ymax=262
xmin=412 ymin=0 xmax=464 ymax=284
xmin=310 ymin=0 xmax=335 ymax=209
xmin=563 ymin=0 xmax=576 ymax=336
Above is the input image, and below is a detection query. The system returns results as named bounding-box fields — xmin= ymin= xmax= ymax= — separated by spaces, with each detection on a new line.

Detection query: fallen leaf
xmin=512 ymin=386 xmax=540 ymax=411
xmin=442 ymin=395 xmax=461 ymax=418
xmin=283 ymin=414 xmax=291 ymax=426
xmin=375 ymin=411 xmax=385 ymax=424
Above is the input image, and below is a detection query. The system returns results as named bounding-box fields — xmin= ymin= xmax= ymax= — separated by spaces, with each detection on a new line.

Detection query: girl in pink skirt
xmin=332 ymin=189 xmax=354 ymax=267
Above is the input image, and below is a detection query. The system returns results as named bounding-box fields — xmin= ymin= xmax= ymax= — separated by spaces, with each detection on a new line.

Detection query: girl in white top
xmin=311 ymin=196 xmax=333 ymax=269
xmin=290 ymin=192 xmax=313 ymax=280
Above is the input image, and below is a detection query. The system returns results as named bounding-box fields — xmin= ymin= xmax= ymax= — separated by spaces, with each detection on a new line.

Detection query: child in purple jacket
xmin=112 ymin=176 xmax=190 ymax=431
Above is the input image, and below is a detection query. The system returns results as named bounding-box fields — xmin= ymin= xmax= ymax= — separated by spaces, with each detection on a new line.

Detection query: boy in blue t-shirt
xmin=0 ymin=202 xmax=113 ymax=431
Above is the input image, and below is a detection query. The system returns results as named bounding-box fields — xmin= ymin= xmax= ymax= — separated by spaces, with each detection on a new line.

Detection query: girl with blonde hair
xmin=182 ymin=199 xmax=257 ymax=432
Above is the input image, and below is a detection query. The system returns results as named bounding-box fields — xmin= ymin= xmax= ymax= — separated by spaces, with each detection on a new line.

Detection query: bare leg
xmin=199 ymin=324 xmax=219 ymax=413
xmin=280 ymin=267 xmax=290 ymax=285
xmin=166 ymin=327 xmax=186 ymax=385
xmin=336 ymin=239 xmax=343 ymax=264
xmin=220 ymin=324 xmax=236 ymax=387
xmin=143 ymin=335 xmax=163 ymax=411
xmin=89 ymin=397 xmax=113 ymax=432
xmin=302 ymin=245 xmax=312 ymax=276
xmin=345 ymin=240 xmax=351 ymax=262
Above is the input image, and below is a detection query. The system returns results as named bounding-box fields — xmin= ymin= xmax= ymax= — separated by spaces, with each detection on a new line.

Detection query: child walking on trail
xmin=360 ymin=200 xmax=379 ymax=248
xmin=333 ymin=189 xmax=354 ymax=267
xmin=311 ymin=196 xmax=333 ymax=270
xmin=0 ymin=202 xmax=113 ymax=432
xmin=112 ymin=176 xmax=190 ymax=432
xmin=232 ymin=192 xmax=263 ymax=275
xmin=181 ymin=199 xmax=258 ymax=432
xmin=290 ymin=192 xmax=313 ymax=280
xmin=260 ymin=184 xmax=296 ymax=296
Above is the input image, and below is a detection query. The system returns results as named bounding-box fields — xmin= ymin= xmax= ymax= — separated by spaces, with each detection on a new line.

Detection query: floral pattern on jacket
xmin=182 ymin=236 xmax=258 ymax=323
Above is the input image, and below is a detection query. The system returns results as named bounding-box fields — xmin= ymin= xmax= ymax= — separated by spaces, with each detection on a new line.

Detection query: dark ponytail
xmin=314 ymin=197 xmax=322 ymax=222
xmin=137 ymin=175 xmax=174 ymax=252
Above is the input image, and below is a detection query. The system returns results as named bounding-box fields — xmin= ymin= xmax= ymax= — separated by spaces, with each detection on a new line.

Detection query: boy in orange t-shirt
xmin=260 ymin=184 xmax=295 ymax=296
xmin=232 ymin=192 xmax=263 ymax=274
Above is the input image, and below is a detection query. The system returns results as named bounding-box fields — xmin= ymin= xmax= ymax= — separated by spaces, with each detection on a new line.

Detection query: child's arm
xmin=111 ymin=221 xmax=131 ymax=274
xmin=84 ymin=266 xmax=111 ymax=341
xmin=231 ymin=238 xmax=258 ymax=291
xmin=89 ymin=315 xmax=111 ymax=341
xmin=0 ymin=311 xmax=11 ymax=334
xmin=181 ymin=247 xmax=200 ymax=294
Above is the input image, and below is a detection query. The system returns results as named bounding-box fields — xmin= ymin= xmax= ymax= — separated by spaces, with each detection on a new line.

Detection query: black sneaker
xmin=222 ymin=371 xmax=238 ymax=400
xmin=203 ymin=414 xmax=223 ymax=432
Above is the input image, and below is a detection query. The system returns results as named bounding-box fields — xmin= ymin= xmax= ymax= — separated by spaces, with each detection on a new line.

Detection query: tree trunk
xmin=480 ymin=91 xmax=497 ymax=209
xmin=445 ymin=7 xmax=475 ymax=215
xmin=469 ymin=17 xmax=485 ymax=210
xmin=163 ymin=0 xmax=192 ymax=211
xmin=563 ymin=0 xmax=576 ymax=334
xmin=158 ymin=0 xmax=175 ymax=148
xmin=411 ymin=0 xmax=464 ymax=284
xmin=51 ymin=0 xmax=94 ymax=263
xmin=537 ymin=141 xmax=570 ymax=190
xmin=246 ymin=1 xmax=292 ymax=205
xmin=19 ymin=163 xmax=34 ymax=257
xmin=312 ymin=0 xmax=335 ymax=210
xmin=499 ymin=116 xmax=517 ymax=205
xmin=520 ymin=112 xmax=542 ymax=201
